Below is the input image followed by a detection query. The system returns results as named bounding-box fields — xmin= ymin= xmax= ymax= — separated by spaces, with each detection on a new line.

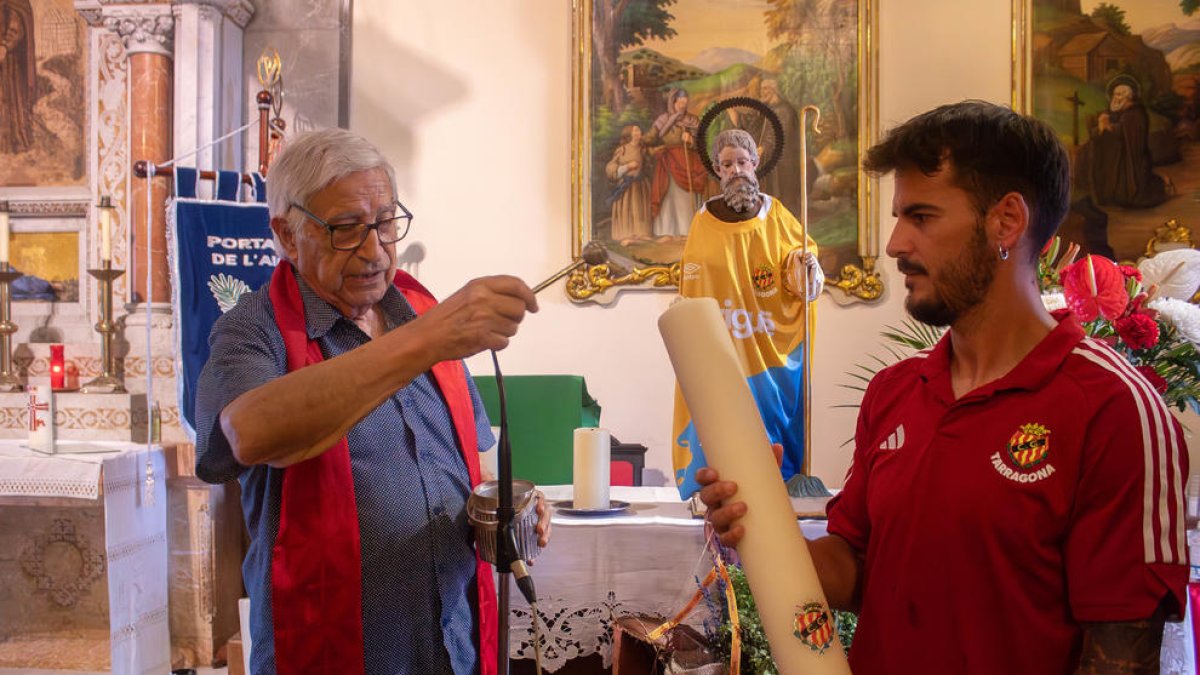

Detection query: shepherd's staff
xmin=797 ymin=104 xmax=825 ymax=494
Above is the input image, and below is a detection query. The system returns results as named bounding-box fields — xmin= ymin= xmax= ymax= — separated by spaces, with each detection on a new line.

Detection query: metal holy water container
xmin=466 ymin=479 xmax=541 ymax=565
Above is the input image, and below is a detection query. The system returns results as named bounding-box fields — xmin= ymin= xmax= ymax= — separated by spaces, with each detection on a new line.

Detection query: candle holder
xmin=80 ymin=260 xmax=126 ymax=394
xmin=49 ymin=344 xmax=65 ymax=390
xmin=0 ymin=262 xmax=23 ymax=392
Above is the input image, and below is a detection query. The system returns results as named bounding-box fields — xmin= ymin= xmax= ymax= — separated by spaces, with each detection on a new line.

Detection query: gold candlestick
xmin=0 ymin=262 xmax=23 ymax=392
xmin=80 ymin=260 xmax=126 ymax=394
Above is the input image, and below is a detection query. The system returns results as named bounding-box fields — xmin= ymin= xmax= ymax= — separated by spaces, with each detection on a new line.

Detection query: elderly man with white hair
xmin=670 ymin=128 xmax=824 ymax=498
xmin=195 ymin=128 xmax=546 ymax=675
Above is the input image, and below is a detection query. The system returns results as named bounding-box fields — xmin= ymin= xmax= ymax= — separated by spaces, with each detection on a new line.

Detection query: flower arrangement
xmin=1040 ymin=237 xmax=1200 ymax=413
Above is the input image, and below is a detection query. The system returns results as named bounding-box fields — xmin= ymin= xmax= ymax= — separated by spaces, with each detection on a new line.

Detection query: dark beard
xmin=902 ymin=219 xmax=996 ymax=327
xmin=721 ymin=174 xmax=760 ymax=213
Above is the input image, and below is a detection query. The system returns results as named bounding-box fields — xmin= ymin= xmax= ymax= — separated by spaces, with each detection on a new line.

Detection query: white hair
xmin=267 ymin=128 xmax=397 ymax=256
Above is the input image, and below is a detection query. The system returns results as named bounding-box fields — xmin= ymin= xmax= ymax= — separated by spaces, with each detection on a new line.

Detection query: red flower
xmin=1119 ymin=265 xmax=1143 ymax=282
xmin=1136 ymin=365 xmax=1169 ymax=395
xmin=1130 ymin=292 xmax=1151 ymax=313
xmin=1061 ymin=255 xmax=1129 ymax=322
xmin=1115 ymin=312 xmax=1160 ymax=350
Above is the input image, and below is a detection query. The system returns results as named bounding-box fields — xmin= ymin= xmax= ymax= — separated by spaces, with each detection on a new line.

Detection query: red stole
xmin=268 ymin=261 xmax=498 ymax=675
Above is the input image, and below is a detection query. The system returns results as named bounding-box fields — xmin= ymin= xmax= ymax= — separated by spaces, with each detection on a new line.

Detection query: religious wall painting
xmin=11 ymin=231 xmax=79 ymax=302
xmin=1014 ymin=0 xmax=1200 ymax=261
xmin=0 ymin=0 xmax=87 ymax=187
xmin=570 ymin=0 xmax=881 ymax=303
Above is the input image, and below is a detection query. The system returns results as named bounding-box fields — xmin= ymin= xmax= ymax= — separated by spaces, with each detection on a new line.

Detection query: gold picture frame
xmin=1012 ymin=0 xmax=1200 ymax=262
xmin=568 ymin=0 xmax=882 ymax=304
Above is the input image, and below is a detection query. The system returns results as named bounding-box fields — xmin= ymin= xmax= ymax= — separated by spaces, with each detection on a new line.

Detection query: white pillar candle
xmin=0 ymin=209 xmax=9 ymax=265
xmin=659 ymin=298 xmax=850 ymax=674
xmin=26 ymin=385 xmax=55 ymax=454
xmin=99 ymin=203 xmax=112 ymax=262
xmin=573 ymin=427 xmax=611 ymax=510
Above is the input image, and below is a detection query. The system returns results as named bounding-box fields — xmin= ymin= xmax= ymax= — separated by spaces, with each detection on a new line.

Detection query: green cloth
xmin=472 ymin=375 xmax=601 ymax=485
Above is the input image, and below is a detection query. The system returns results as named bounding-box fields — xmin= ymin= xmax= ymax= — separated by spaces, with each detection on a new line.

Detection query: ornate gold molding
xmin=566 ymin=262 xmax=681 ymax=302
xmin=829 ymin=256 xmax=883 ymax=302
xmin=1144 ymin=218 xmax=1195 ymax=258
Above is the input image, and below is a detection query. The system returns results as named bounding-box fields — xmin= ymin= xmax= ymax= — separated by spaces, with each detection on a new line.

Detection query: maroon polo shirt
xmin=828 ymin=311 xmax=1188 ymax=675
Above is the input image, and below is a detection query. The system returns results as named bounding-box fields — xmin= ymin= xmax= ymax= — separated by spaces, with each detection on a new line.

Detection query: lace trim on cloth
xmin=508 ymin=592 xmax=710 ymax=673
xmin=0 ymin=475 xmax=100 ymax=499
xmin=0 ymin=447 xmax=105 ymax=499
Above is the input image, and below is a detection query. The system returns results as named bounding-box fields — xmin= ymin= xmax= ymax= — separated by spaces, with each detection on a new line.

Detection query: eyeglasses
xmin=290 ymin=200 xmax=413 ymax=251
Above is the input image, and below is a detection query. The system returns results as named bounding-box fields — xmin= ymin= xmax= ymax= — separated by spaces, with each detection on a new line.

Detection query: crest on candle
xmin=793 ymin=602 xmax=835 ymax=654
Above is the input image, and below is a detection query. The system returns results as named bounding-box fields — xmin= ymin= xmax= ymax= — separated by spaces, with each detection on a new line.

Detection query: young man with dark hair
xmin=699 ymin=101 xmax=1188 ymax=674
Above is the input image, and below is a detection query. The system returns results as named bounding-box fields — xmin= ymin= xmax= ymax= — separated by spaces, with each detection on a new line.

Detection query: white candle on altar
xmin=26 ymin=384 xmax=55 ymax=454
xmin=99 ymin=200 xmax=112 ymax=262
xmin=659 ymin=297 xmax=850 ymax=674
xmin=0 ymin=208 xmax=10 ymax=265
xmin=572 ymin=427 xmax=610 ymax=510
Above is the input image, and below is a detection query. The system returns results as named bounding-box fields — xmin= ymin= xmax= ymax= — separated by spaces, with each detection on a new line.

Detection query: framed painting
xmin=0 ymin=0 xmax=88 ymax=188
xmin=1014 ymin=0 xmax=1200 ymax=261
xmin=568 ymin=0 xmax=882 ymax=304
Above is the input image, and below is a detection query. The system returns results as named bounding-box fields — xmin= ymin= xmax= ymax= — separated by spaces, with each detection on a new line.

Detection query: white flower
xmin=1139 ymin=249 xmax=1200 ymax=300
xmin=1041 ymin=292 xmax=1067 ymax=312
xmin=1149 ymin=297 xmax=1200 ymax=346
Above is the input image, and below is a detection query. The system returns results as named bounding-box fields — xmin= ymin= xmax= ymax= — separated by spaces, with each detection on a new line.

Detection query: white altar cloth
xmin=0 ymin=441 xmax=138 ymax=500
xmin=0 ymin=441 xmax=169 ymax=675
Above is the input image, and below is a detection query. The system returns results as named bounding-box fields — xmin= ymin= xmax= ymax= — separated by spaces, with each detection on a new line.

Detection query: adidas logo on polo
xmin=879 ymin=424 xmax=905 ymax=451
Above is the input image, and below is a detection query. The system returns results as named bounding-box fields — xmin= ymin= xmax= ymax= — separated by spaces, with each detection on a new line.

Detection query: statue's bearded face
xmin=716 ymin=145 xmax=760 ymax=213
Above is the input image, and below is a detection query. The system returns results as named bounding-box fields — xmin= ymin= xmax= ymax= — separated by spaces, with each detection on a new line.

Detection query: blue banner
xmin=171 ymin=170 xmax=275 ymax=435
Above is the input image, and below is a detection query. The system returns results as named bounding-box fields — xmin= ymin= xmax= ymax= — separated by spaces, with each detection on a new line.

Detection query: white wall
xmin=349 ymin=0 xmax=1017 ymax=487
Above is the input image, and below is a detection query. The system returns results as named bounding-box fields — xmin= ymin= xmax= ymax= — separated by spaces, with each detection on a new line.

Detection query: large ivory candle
xmin=659 ymin=298 xmax=850 ymax=674
xmin=572 ymin=427 xmax=610 ymax=509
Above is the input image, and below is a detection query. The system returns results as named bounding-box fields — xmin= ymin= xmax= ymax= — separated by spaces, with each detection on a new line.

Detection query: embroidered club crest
xmin=1007 ymin=422 xmax=1050 ymax=469
xmin=793 ymin=601 xmax=835 ymax=654
xmin=752 ymin=264 xmax=775 ymax=291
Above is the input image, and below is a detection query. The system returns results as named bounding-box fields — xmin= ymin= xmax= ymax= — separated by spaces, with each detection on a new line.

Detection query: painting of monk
xmin=1027 ymin=0 xmax=1200 ymax=260
xmin=0 ymin=0 xmax=86 ymax=187
xmin=1076 ymin=76 xmax=1171 ymax=209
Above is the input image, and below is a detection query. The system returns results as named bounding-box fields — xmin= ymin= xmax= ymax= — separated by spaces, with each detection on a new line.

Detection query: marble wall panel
xmin=243 ymin=0 xmax=346 ymax=169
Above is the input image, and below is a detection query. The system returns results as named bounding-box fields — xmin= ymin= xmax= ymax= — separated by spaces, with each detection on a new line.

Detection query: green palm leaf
xmin=833 ymin=320 xmax=944 ymax=446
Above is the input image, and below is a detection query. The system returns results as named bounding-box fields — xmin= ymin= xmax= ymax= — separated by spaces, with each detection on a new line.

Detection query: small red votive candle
xmin=49 ymin=344 xmax=64 ymax=390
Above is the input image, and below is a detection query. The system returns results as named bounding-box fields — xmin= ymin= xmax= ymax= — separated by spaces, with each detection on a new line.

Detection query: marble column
xmin=103 ymin=6 xmax=175 ymax=306
xmin=173 ymin=1 xmax=255 ymax=184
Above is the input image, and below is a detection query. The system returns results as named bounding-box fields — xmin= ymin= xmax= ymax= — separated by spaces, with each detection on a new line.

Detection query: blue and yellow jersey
xmin=672 ymin=195 xmax=817 ymax=498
